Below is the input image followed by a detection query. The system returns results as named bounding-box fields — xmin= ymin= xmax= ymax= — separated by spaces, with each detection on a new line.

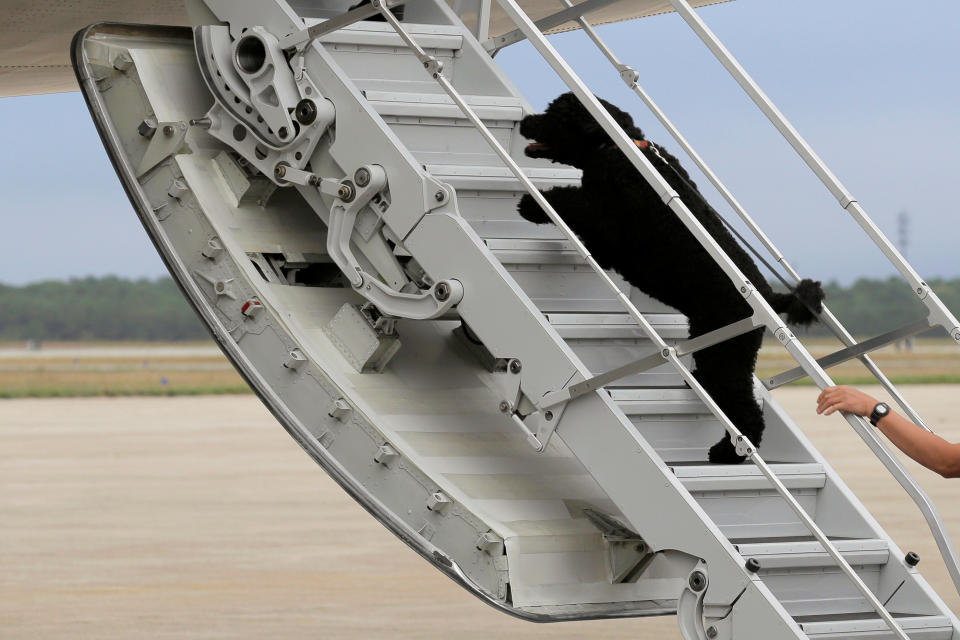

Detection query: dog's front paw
xmin=708 ymin=436 xmax=747 ymax=465
xmin=517 ymin=193 xmax=550 ymax=224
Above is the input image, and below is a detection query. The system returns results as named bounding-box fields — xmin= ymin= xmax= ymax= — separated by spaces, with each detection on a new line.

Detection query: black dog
xmin=518 ymin=93 xmax=825 ymax=464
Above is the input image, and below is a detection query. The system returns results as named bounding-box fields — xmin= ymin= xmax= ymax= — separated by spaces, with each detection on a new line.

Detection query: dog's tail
xmin=765 ymin=279 xmax=825 ymax=327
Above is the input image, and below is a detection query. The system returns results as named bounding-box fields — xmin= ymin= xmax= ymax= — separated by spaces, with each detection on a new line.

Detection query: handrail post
xmin=664 ymin=0 xmax=960 ymax=344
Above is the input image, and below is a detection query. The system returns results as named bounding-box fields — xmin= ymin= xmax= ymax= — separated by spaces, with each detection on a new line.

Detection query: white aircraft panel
xmin=0 ymin=0 xmax=732 ymax=97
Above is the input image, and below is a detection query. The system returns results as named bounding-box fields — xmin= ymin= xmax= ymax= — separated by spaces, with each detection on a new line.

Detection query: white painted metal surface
xmin=0 ymin=0 xmax=730 ymax=97
xmin=63 ymin=0 xmax=960 ymax=637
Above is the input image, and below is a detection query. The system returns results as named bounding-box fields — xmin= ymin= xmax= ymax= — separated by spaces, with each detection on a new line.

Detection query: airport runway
xmin=3 ymin=387 xmax=959 ymax=638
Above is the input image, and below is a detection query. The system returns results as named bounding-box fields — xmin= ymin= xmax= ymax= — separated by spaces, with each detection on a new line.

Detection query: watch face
xmin=877 ymin=405 xmax=889 ymax=416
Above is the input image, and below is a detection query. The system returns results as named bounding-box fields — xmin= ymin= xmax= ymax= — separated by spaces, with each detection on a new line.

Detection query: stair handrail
xmin=664 ymin=0 xmax=960 ymax=346
xmin=365 ymin=1 xmax=913 ymax=636
xmin=559 ymin=0 xmax=933 ymax=432
xmin=549 ymin=3 xmax=960 ymax=599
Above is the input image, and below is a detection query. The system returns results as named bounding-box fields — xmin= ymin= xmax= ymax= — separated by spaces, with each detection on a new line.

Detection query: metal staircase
xmin=72 ymin=0 xmax=960 ymax=637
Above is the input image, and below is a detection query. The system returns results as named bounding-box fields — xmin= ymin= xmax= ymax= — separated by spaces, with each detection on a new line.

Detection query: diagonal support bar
xmin=765 ymin=319 xmax=933 ymax=390
xmin=540 ymin=316 xmax=762 ymax=408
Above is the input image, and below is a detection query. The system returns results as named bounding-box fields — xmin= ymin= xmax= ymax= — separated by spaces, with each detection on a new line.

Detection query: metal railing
xmin=542 ymin=0 xmax=960 ymax=598
xmin=361 ymin=1 xmax=918 ymax=636
xmin=288 ymin=0 xmax=960 ymax=634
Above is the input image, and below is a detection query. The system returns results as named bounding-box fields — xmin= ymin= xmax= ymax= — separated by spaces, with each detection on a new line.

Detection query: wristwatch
xmin=869 ymin=402 xmax=891 ymax=426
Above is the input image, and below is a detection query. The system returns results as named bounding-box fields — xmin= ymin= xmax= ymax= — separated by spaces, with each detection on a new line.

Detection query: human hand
xmin=816 ymin=385 xmax=879 ymax=417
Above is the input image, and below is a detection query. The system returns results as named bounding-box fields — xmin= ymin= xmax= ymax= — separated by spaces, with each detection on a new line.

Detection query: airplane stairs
xmin=72 ymin=0 xmax=960 ymax=637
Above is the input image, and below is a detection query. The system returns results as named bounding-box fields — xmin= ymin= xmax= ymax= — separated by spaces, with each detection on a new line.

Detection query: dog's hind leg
xmin=688 ymin=321 xmax=766 ymax=464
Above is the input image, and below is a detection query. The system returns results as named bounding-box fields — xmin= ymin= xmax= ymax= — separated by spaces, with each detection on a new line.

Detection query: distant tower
xmin=897 ymin=211 xmax=910 ymax=259
xmin=896 ymin=211 xmax=914 ymax=351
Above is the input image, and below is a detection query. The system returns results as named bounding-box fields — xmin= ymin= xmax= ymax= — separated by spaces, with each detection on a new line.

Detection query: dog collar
xmin=598 ymin=138 xmax=649 ymax=151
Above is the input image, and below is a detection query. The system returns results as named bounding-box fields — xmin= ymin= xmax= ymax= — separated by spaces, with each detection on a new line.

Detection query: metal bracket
xmin=764 ymin=318 xmax=932 ymax=389
xmin=677 ymin=562 xmax=710 ymax=640
xmin=137 ymin=120 xmax=187 ymax=177
xmin=194 ymin=25 xmax=335 ymax=184
xmin=326 ymin=164 xmax=463 ymax=320
xmin=489 ymin=359 xmax=568 ymax=453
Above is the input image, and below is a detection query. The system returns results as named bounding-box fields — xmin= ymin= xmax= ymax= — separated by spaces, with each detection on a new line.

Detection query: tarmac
xmin=3 ymin=386 xmax=959 ymax=638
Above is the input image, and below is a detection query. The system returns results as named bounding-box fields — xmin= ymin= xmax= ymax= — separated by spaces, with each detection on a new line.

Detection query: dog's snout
xmin=519 ymin=113 xmax=544 ymax=140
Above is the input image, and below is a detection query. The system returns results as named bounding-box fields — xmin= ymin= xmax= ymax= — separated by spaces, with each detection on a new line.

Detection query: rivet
xmin=499 ymin=401 xmax=510 ymax=413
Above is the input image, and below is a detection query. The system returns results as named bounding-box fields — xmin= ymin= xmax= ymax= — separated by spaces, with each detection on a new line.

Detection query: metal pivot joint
xmin=325 ymin=164 xmax=463 ymax=320
xmin=677 ymin=562 xmax=710 ymax=640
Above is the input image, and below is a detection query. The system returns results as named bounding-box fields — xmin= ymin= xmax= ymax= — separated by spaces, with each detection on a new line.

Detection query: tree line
xmin=0 ymin=275 xmax=957 ymax=341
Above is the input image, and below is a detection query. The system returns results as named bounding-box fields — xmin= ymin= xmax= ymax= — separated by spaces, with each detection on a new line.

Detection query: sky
xmin=0 ymin=0 xmax=957 ymax=286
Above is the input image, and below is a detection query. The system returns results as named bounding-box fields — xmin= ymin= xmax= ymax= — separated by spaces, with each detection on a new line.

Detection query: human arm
xmin=817 ymin=385 xmax=960 ymax=478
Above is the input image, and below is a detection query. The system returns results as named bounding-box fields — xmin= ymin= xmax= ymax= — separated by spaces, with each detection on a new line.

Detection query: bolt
xmin=354 ymin=167 xmax=371 ymax=187
xmin=706 ymin=627 xmax=718 ymax=639
xmin=740 ymin=286 xmax=747 ymax=293
xmin=189 ymin=117 xmax=212 ymax=129
xmin=215 ymin=282 xmax=225 ymax=293
xmin=278 ymin=126 xmax=289 ymax=140
xmin=162 ymin=124 xmax=175 ymax=137
xmin=308 ymin=175 xmax=321 ymax=187
xmin=953 ymin=330 xmax=960 ymax=343
xmin=905 ymin=551 xmax=920 ymax=567
xmin=498 ymin=401 xmax=510 ymax=413
xmin=435 ymin=190 xmax=445 ymax=202
xmin=295 ymin=98 xmax=318 ymax=125
xmin=509 ymin=359 xmax=522 ymax=374
xmin=917 ymin=287 xmax=923 ymax=295
xmin=274 ymin=164 xmax=287 ymax=179
xmin=434 ymin=281 xmax=451 ymax=301
xmin=423 ymin=61 xmax=430 ymax=68
xmin=544 ymin=410 xmax=554 ymax=421
xmin=661 ymin=348 xmax=670 ymax=358
xmin=688 ymin=571 xmax=707 ymax=592
xmin=745 ymin=558 xmax=761 ymax=573
xmin=338 ymin=183 xmax=355 ymax=201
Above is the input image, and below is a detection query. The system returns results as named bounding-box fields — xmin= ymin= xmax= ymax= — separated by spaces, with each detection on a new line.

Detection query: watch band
xmin=869 ymin=402 xmax=890 ymax=426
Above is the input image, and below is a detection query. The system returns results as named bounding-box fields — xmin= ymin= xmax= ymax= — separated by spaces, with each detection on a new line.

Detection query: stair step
xmin=735 ymin=538 xmax=889 ymax=569
xmin=425 ymin=164 xmax=581 ymax=192
xmin=546 ymin=312 xmax=687 ymax=340
xmin=365 ymin=90 xmax=523 ymax=121
xmin=672 ymin=463 xmax=826 ymax=492
xmin=796 ymin=613 xmax=953 ymax=639
xmin=610 ymin=388 xmax=705 ymax=415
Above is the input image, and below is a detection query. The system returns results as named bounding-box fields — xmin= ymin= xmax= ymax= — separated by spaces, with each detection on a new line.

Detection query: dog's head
xmin=520 ymin=92 xmax=640 ymax=168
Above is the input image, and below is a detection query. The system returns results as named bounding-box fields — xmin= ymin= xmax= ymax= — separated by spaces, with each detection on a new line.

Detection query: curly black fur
xmin=518 ymin=93 xmax=826 ymax=464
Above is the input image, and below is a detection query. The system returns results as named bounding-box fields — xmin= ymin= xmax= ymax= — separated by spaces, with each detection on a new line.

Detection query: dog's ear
xmin=598 ymin=98 xmax=635 ymax=132
xmin=578 ymin=97 xmax=639 ymax=143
